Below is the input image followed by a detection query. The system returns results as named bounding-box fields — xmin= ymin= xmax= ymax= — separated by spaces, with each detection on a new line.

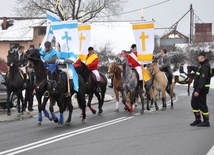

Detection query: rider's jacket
xmin=15 ymin=52 xmax=27 ymax=67
xmin=86 ymin=54 xmax=99 ymax=70
xmin=193 ymin=59 xmax=211 ymax=94
xmin=128 ymin=51 xmax=141 ymax=67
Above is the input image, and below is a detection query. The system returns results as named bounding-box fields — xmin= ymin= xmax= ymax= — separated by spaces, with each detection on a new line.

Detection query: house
xmin=0 ymin=17 xmax=46 ymax=60
xmin=160 ymin=29 xmax=189 ymax=47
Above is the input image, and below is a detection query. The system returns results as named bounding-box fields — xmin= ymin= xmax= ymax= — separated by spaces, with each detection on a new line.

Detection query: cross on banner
xmin=54 ymin=0 xmax=60 ymax=11
xmin=139 ymin=32 xmax=149 ymax=51
xmin=79 ymin=32 xmax=86 ymax=51
xmin=62 ymin=31 xmax=71 ymax=51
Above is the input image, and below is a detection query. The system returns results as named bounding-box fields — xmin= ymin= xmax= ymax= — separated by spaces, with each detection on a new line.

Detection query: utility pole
xmin=189 ymin=4 xmax=194 ymax=43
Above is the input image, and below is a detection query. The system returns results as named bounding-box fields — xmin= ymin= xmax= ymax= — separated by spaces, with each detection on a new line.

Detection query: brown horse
xmin=107 ymin=62 xmax=123 ymax=112
xmin=147 ymin=62 xmax=174 ymax=110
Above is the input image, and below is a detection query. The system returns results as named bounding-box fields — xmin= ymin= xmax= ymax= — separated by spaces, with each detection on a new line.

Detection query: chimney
xmin=2 ymin=17 xmax=7 ymax=30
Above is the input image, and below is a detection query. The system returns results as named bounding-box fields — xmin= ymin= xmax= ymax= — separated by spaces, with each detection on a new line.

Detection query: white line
xmin=0 ymin=116 xmax=133 ymax=155
xmin=206 ymin=145 xmax=214 ymax=155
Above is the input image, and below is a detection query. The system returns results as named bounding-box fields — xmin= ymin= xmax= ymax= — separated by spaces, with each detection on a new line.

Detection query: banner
xmin=132 ymin=22 xmax=154 ymax=64
xmin=40 ymin=11 xmax=61 ymax=50
xmin=50 ymin=21 xmax=79 ymax=54
xmin=78 ymin=24 xmax=91 ymax=61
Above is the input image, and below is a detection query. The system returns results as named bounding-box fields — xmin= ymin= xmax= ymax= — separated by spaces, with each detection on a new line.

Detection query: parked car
xmin=0 ymin=72 xmax=18 ymax=109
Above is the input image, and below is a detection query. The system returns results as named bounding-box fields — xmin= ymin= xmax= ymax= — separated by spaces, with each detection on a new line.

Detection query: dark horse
xmin=73 ymin=59 xmax=107 ymax=115
xmin=5 ymin=49 xmax=26 ymax=116
xmin=46 ymin=63 xmax=86 ymax=126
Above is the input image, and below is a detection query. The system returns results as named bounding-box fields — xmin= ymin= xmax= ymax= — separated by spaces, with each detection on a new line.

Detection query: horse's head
xmin=73 ymin=59 xmax=88 ymax=74
xmin=7 ymin=49 xmax=18 ymax=66
xmin=116 ymin=52 xmax=128 ymax=66
xmin=147 ymin=62 xmax=160 ymax=76
xmin=187 ymin=65 xmax=197 ymax=74
xmin=107 ymin=62 xmax=122 ymax=79
xmin=26 ymin=48 xmax=42 ymax=62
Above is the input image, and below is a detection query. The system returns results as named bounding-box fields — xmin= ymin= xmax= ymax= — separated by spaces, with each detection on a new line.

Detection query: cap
xmin=131 ymin=44 xmax=136 ymax=49
xmin=44 ymin=41 xmax=51 ymax=48
xmin=198 ymin=51 xmax=206 ymax=57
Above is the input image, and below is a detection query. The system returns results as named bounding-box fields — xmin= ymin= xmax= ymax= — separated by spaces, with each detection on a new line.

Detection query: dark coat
xmin=15 ymin=52 xmax=27 ymax=67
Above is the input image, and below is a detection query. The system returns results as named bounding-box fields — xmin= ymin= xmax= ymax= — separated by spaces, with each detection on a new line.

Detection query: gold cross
xmin=79 ymin=33 xmax=86 ymax=51
xmin=54 ymin=0 xmax=60 ymax=11
xmin=62 ymin=7 xmax=67 ymax=20
xmin=139 ymin=32 xmax=149 ymax=51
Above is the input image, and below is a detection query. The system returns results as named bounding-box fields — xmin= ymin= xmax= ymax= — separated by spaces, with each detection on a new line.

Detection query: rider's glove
xmin=56 ymin=59 xmax=64 ymax=64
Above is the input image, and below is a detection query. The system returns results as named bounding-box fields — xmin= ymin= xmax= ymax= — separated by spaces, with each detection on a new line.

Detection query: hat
xmin=131 ymin=44 xmax=136 ymax=49
xmin=198 ymin=51 xmax=206 ymax=57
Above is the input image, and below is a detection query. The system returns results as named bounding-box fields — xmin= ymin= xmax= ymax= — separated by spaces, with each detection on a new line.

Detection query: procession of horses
xmin=4 ymin=48 xmax=211 ymax=127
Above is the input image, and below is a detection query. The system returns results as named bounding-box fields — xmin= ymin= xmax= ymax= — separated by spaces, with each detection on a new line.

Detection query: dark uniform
xmin=23 ymin=64 xmax=35 ymax=111
xmin=190 ymin=52 xmax=211 ymax=127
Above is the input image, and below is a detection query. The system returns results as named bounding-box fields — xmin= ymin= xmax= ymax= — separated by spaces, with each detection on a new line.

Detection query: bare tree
xmin=14 ymin=0 xmax=127 ymax=22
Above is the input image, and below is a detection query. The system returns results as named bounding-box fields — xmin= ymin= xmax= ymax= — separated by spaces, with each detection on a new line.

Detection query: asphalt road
xmin=0 ymin=85 xmax=214 ymax=155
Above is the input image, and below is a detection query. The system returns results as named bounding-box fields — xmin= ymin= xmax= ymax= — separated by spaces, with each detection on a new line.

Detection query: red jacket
xmin=86 ymin=54 xmax=99 ymax=70
xmin=128 ymin=51 xmax=140 ymax=67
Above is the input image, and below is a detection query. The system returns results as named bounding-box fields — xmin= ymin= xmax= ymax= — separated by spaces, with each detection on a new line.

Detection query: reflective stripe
xmin=202 ymin=112 xmax=209 ymax=115
xmin=196 ymin=72 xmax=200 ymax=75
xmin=193 ymin=109 xmax=200 ymax=112
xmin=205 ymin=84 xmax=210 ymax=87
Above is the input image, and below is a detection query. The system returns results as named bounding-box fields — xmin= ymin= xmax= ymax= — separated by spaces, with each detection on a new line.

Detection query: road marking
xmin=0 ymin=116 xmax=133 ymax=155
xmin=206 ymin=145 xmax=214 ymax=155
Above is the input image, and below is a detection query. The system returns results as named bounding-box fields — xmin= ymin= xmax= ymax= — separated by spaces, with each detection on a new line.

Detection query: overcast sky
xmin=1 ymin=0 xmax=214 ymax=53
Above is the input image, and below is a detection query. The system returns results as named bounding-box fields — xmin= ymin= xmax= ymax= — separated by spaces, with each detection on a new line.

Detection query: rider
xmin=179 ymin=63 xmax=188 ymax=81
xmin=86 ymin=47 xmax=101 ymax=93
xmin=16 ymin=45 xmax=27 ymax=88
xmin=40 ymin=41 xmax=58 ymax=63
xmin=128 ymin=44 xmax=143 ymax=90
xmin=155 ymin=49 xmax=173 ymax=89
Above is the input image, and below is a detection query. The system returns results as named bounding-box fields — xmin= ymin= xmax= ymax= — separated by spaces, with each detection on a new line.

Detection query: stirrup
xmin=44 ymin=91 xmax=49 ymax=97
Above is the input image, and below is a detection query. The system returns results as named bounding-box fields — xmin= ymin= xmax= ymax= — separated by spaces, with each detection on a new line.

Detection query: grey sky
xmin=0 ymin=0 xmax=213 ymax=36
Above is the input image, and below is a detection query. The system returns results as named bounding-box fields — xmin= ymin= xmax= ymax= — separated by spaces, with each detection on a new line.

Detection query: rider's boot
xmin=108 ymin=77 xmax=113 ymax=88
xmin=96 ymin=81 xmax=101 ymax=93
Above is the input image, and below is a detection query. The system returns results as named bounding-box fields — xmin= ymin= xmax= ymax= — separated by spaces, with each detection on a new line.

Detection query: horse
xmin=146 ymin=62 xmax=174 ymax=110
xmin=107 ymin=62 xmax=123 ymax=112
xmin=116 ymin=53 xmax=144 ymax=115
xmin=73 ymin=59 xmax=107 ymax=115
xmin=5 ymin=49 xmax=26 ymax=116
xmin=26 ymin=49 xmax=54 ymax=125
xmin=46 ymin=63 xmax=86 ymax=126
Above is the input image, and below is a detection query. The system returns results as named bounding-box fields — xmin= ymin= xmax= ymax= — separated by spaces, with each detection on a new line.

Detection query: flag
xmin=50 ymin=21 xmax=79 ymax=54
xmin=78 ymin=24 xmax=91 ymax=61
xmin=40 ymin=11 xmax=61 ymax=50
xmin=132 ymin=22 xmax=154 ymax=64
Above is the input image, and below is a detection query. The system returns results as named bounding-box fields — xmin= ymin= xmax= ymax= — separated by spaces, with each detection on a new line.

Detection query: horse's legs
xmin=94 ymin=91 xmax=103 ymax=115
xmin=76 ymin=92 xmax=86 ymax=123
xmin=6 ymin=90 xmax=12 ymax=115
xmin=166 ymin=86 xmax=174 ymax=109
xmin=114 ymin=89 xmax=120 ymax=111
xmin=87 ymin=92 xmax=96 ymax=115
xmin=138 ymin=90 xmax=144 ymax=114
xmin=161 ymin=91 xmax=167 ymax=111
xmin=65 ymin=96 xmax=73 ymax=124
xmin=188 ymin=84 xmax=190 ymax=96
xmin=49 ymin=97 xmax=59 ymax=123
xmin=121 ymin=91 xmax=130 ymax=112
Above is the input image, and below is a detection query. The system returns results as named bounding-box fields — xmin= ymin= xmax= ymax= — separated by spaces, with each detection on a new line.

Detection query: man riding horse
xmin=154 ymin=49 xmax=173 ymax=89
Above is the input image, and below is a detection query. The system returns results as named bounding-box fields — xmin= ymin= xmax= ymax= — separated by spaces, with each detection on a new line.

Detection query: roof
xmin=0 ymin=18 xmax=46 ymax=41
xmin=161 ymin=29 xmax=189 ymax=39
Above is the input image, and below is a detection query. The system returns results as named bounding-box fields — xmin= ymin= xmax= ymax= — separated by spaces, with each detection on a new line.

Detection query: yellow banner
xmin=86 ymin=54 xmax=98 ymax=65
xmin=78 ymin=25 xmax=91 ymax=31
xmin=142 ymin=66 xmax=150 ymax=82
xmin=132 ymin=23 xmax=154 ymax=30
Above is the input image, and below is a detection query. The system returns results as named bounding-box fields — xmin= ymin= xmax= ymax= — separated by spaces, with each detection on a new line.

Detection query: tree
xmin=14 ymin=0 xmax=127 ymax=22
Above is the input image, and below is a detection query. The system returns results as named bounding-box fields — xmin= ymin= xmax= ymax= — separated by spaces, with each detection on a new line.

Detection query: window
xmin=10 ymin=43 xmax=19 ymax=50
xmin=30 ymin=45 xmax=34 ymax=48
xmin=38 ymin=27 xmax=46 ymax=35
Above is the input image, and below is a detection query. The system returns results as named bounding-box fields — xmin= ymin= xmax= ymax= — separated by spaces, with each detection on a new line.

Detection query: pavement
xmin=0 ymin=94 xmax=114 ymax=122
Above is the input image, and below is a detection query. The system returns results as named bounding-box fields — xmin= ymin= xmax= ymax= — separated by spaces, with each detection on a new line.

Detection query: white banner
xmin=78 ymin=24 xmax=91 ymax=61
xmin=132 ymin=22 xmax=154 ymax=64
xmin=50 ymin=21 xmax=79 ymax=54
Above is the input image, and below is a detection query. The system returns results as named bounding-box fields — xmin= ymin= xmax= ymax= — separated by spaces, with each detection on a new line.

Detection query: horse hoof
xmin=155 ymin=107 xmax=159 ymax=111
xmin=147 ymin=107 xmax=150 ymax=111
xmin=48 ymin=116 xmax=53 ymax=121
xmin=82 ymin=119 xmax=86 ymax=124
xmin=124 ymin=107 xmax=128 ymax=111
xmin=65 ymin=121 xmax=70 ymax=125
xmin=7 ymin=112 xmax=11 ymax=116
xmin=171 ymin=106 xmax=174 ymax=109
xmin=17 ymin=113 xmax=21 ymax=117
xmin=92 ymin=110 xmax=97 ymax=115
xmin=57 ymin=123 xmax=64 ymax=127
xmin=115 ymin=109 xmax=119 ymax=112
xmin=54 ymin=118 xmax=59 ymax=123
xmin=37 ymin=122 xmax=42 ymax=126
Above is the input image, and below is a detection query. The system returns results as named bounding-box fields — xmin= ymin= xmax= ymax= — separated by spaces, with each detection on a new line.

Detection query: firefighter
xmin=190 ymin=51 xmax=211 ymax=127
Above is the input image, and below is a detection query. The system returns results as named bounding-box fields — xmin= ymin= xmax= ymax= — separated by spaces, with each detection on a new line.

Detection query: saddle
xmin=91 ymin=72 xmax=104 ymax=83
